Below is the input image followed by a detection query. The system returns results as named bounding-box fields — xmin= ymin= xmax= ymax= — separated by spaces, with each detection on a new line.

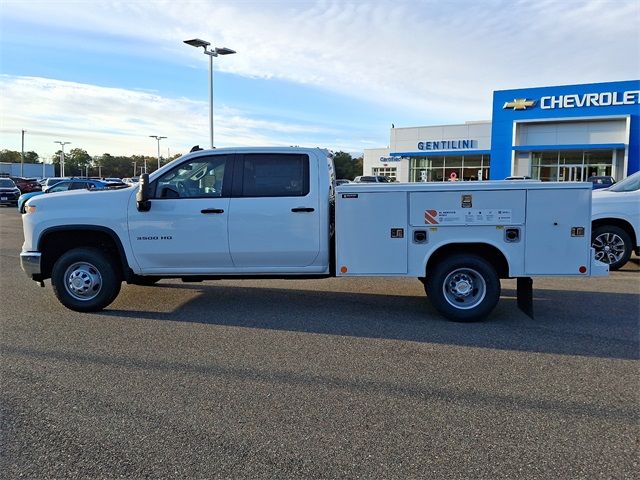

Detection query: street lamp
xmin=21 ymin=130 xmax=26 ymax=176
xmin=54 ymin=141 xmax=71 ymax=177
xmin=149 ymin=135 xmax=167 ymax=170
xmin=184 ymin=38 xmax=236 ymax=148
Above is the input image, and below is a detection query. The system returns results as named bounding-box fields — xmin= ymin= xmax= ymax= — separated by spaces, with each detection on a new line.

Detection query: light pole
xmin=149 ymin=135 xmax=167 ymax=170
xmin=184 ymin=38 xmax=236 ymax=149
xmin=54 ymin=141 xmax=71 ymax=177
xmin=21 ymin=130 xmax=26 ymax=176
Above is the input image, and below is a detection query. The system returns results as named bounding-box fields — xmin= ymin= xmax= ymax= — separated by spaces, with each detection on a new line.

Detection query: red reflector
xmin=579 ymin=266 xmax=587 ymax=273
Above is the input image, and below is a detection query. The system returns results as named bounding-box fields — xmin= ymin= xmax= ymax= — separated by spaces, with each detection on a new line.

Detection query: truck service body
xmin=20 ymin=147 xmax=608 ymax=321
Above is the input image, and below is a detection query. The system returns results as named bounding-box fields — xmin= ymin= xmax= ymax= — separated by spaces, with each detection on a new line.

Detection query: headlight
xmin=25 ymin=205 xmax=37 ymax=214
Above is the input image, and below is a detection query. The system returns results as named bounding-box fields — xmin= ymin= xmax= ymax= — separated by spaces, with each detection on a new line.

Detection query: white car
xmin=353 ymin=175 xmax=393 ymax=183
xmin=591 ymin=171 xmax=640 ymax=270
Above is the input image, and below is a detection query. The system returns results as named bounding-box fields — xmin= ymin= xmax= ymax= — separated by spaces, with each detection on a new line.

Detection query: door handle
xmin=201 ymin=208 xmax=225 ymax=214
xmin=291 ymin=207 xmax=315 ymax=212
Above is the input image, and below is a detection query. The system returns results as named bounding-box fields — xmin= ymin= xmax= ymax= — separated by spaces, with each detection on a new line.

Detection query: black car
xmin=0 ymin=178 xmax=22 ymax=206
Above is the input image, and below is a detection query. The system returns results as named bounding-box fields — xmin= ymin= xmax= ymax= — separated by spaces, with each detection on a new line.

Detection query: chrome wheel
xmin=593 ymin=232 xmax=626 ymax=265
xmin=63 ymin=261 xmax=103 ymax=301
xmin=442 ymin=268 xmax=487 ymax=310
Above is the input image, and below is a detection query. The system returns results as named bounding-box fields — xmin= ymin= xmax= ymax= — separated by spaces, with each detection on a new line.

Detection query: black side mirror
xmin=136 ymin=173 xmax=151 ymax=212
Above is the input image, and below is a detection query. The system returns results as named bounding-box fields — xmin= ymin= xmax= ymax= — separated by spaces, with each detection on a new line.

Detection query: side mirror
xmin=136 ymin=173 xmax=151 ymax=212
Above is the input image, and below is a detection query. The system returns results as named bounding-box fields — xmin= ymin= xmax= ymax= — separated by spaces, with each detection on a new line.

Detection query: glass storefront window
xmin=409 ymin=155 xmax=490 ymax=182
xmin=430 ymin=157 xmax=445 ymax=182
xmin=531 ymin=149 xmax=614 ymax=182
xmin=462 ymin=155 xmax=482 ymax=181
xmin=372 ymin=167 xmax=397 ymax=181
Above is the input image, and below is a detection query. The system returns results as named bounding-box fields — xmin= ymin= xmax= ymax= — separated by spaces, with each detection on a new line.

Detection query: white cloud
xmin=1 ymin=0 xmax=638 ymax=155
xmin=5 ymin=0 xmax=637 ymax=118
xmin=0 ymin=75 xmax=342 ymax=158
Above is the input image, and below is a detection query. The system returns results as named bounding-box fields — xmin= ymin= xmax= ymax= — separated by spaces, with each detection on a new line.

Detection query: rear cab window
xmin=237 ymin=153 xmax=309 ymax=197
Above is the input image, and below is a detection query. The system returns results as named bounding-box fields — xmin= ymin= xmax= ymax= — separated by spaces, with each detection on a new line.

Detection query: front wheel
xmin=51 ymin=247 xmax=121 ymax=312
xmin=425 ymin=254 xmax=501 ymax=322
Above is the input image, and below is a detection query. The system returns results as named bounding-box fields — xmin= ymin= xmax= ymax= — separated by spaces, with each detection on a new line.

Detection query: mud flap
xmin=517 ymin=277 xmax=534 ymax=319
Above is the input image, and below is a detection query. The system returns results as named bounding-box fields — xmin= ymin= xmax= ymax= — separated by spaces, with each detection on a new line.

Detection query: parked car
xmin=591 ymin=171 xmax=640 ymax=270
xmin=102 ymin=178 xmax=129 ymax=189
xmin=122 ymin=177 xmax=140 ymax=185
xmin=353 ymin=175 xmax=393 ymax=183
xmin=43 ymin=177 xmax=70 ymax=189
xmin=10 ymin=176 xmax=42 ymax=194
xmin=18 ymin=179 xmax=110 ymax=213
xmin=588 ymin=175 xmax=616 ymax=190
xmin=335 ymin=179 xmax=351 ymax=186
xmin=0 ymin=178 xmax=21 ymax=206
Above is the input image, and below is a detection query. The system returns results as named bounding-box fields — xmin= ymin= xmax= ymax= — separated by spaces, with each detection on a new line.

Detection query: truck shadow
xmin=99 ymin=282 xmax=640 ymax=360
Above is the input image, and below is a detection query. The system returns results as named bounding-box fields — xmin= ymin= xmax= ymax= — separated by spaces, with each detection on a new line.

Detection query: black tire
xmin=425 ymin=254 xmax=501 ymax=322
xmin=591 ymin=225 xmax=632 ymax=271
xmin=51 ymin=247 xmax=121 ymax=312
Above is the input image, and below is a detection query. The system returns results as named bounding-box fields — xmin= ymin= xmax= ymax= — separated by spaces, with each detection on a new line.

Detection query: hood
xmin=27 ymin=187 xmax=135 ymax=211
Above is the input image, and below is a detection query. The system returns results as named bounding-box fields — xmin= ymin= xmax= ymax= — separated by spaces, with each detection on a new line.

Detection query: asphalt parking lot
xmin=1 ymin=206 xmax=638 ymax=479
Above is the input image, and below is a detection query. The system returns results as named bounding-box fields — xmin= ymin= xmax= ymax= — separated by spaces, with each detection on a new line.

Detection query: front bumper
xmin=20 ymin=252 xmax=42 ymax=276
xmin=0 ymin=191 xmax=20 ymax=205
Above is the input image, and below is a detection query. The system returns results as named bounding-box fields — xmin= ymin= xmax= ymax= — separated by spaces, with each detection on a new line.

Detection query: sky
xmin=1 ymin=0 xmax=639 ymax=161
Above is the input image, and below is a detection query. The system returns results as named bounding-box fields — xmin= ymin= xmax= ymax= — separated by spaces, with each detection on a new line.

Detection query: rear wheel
xmin=51 ymin=247 xmax=121 ymax=312
xmin=425 ymin=254 xmax=500 ymax=322
xmin=592 ymin=225 xmax=632 ymax=271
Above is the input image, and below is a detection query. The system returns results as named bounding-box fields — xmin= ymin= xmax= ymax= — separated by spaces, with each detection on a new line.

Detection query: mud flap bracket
xmin=517 ymin=277 xmax=534 ymax=319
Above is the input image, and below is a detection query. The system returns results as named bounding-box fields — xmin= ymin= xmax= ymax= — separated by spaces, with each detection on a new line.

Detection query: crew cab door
xmin=128 ymin=154 xmax=234 ymax=274
xmin=227 ymin=152 xmax=320 ymax=268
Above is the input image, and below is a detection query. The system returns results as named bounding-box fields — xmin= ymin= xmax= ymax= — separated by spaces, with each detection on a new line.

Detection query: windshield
xmin=608 ymin=171 xmax=640 ymax=192
xmin=0 ymin=179 xmax=16 ymax=188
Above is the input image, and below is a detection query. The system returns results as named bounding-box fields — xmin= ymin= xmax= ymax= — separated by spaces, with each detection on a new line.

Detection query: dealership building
xmin=364 ymin=80 xmax=640 ymax=183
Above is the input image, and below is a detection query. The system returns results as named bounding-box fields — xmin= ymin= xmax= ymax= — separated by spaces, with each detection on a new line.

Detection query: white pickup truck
xmin=20 ymin=147 xmax=607 ymax=322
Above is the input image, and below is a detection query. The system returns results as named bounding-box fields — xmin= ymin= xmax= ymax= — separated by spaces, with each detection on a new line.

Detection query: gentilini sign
xmin=417 ymin=140 xmax=476 ymax=151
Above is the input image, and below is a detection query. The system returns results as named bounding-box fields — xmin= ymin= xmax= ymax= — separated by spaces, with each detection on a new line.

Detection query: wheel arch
xmin=38 ymin=225 xmax=132 ymax=281
xmin=425 ymin=242 xmax=510 ymax=279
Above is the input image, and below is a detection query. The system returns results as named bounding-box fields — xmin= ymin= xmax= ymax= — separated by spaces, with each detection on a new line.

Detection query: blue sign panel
xmin=490 ymin=80 xmax=640 ymax=179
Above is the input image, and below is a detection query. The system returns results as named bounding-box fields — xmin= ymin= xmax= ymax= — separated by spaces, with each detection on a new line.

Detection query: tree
xmin=333 ymin=151 xmax=363 ymax=180
xmin=0 ymin=150 xmax=21 ymax=163
xmin=65 ymin=148 xmax=93 ymax=176
xmin=50 ymin=148 xmax=91 ymax=176
xmin=24 ymin=151 xmax=40 ymax=163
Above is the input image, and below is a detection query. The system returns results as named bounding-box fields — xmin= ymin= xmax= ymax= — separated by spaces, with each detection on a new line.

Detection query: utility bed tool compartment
xmin=336 ymin=191 xmax=407 ymax=275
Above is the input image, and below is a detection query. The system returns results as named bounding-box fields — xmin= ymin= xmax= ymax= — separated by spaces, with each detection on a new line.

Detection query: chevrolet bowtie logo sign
xmin=503 ymin=98 xmax=536 ymax=110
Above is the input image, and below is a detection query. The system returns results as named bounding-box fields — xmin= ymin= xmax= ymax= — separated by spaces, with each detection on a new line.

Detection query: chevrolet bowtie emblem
xmin=503 ymin=98 xmax=536 ymax=110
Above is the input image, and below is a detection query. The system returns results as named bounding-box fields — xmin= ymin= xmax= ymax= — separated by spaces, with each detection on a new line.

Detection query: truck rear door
xmin=227 ymin=152 xmax=320 ymax=268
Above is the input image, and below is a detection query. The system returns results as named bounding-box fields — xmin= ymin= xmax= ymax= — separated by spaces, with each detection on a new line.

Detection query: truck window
xmin=240 ymin=154 xmax=309 ymax=197
xmin=154 ymin=155 xmax=229 ymax=199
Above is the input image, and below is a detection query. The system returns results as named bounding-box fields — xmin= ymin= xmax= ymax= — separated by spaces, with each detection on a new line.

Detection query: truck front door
xmin=227 ymin=152 xmax=320 ymax=268
xmin=128 ymin=154 xmax=234 ymax=274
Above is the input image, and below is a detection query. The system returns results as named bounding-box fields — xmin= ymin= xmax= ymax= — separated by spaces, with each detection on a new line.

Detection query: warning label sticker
xmin=425 ymin=209 xmax=512 ymax=225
